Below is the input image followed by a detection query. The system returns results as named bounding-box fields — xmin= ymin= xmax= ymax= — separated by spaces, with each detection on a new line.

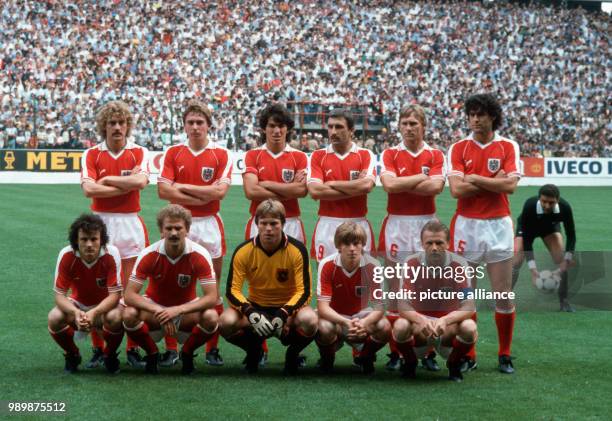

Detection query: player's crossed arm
xmin=258 ymin=170 xmax=307 ymax=199
xmin=464 ymin=170 xmax=519 ymax=194
xmin=97 ymin=170 xmax=148 ymax=191
xmin=158 ymin=182 xmax=210 ymax=206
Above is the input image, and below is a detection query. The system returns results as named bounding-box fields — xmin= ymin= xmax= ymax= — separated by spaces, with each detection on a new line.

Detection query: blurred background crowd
xmin=0 ymin=0 xmax=609 ymax=156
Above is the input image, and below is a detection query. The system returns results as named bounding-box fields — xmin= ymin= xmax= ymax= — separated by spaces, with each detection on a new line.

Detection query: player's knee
xmin=459 ymin=319 xmax=478 ymax=341
xmin=122 ymin=306 xmax=140 ymax=327
xmin=295 ymin=307 xmax=318 ymax=336
xmin=105 ymin=308 xmax=122 ymax=329
xmin=48 ymin=306 xmax=66 ymax=329
xmin=201 ymin=308 xmax=219 ymax=330
xmin=218 ymin=308 xmax=240 ymax=337
xmin=371 ymin=318 xmax=391 ymax=342
xmin=392 ymin=317 xmax=410 ymax=341
xmin=317 ymin=319 xmax=337 ymax=341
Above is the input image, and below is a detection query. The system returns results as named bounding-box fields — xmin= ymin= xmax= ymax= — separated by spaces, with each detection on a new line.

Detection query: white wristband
xmin=527 ymin=260 xmax=537 ymax=270
xmin=564 ymin=252 xmax=573 ymax=261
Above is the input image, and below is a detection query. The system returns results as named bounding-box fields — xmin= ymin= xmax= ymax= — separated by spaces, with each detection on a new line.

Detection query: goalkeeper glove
xmin=270 ymin=307 xmax=290 ymax=337
xmin=242 ymin=304 xmax=274 ymax=337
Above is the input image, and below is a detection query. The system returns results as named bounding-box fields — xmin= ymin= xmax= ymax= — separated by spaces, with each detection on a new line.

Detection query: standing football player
xmin=447 ymin=93 xmax=520 ymax=374
xmin=512 ymin=184 xmax=577 ymax=312
xmin=220 ymin=200 xmax=317 ymax=375
xmin=81 ymin=100 xmax=149 ymax=368
xmin=392 ymin=221 xmax=478 ymax=382
xmin=307 ymin=109 xmax=376 ymax=263
xmin=48 ymin=214 xmax=124 ymax=374
xmin=316 ymin=222 xmax=391 ymax=374
xmin=242 ymin=103 xmax=308 ymax=364
xmin=123 ymin=205 xmax=219 ymax=375
xmin=378 ymin=104 xmax=446 ymax=371
xmin=243 ymin=103 xmax=308 ymax=242
xmin=158 ymin=100 xmax=232 ymax=366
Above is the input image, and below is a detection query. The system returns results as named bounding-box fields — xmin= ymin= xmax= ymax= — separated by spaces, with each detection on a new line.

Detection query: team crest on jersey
xmin=201 ymin=167 xmax=214 ymax=182
xmin=121 ymin=170 xmax=131 ymax=176
xmin=421 ymin=166 xmax=430 ymax=176
xmin=355 ymin=286 xmax=365 ymax=297
xmin=349 ymin=170 xmax=360 ymax=180
xmin=281 ymin=169 xmax=295 ymax=183
xmin=96 ymin=278 xmax=106 ymax=288
xmin=488 ymin=159 xmax=501 ymax=173
xmin=276 ymin=268 xmax=289 ymax=283
xmin=177 ymin=274 xmax=191 ymax=288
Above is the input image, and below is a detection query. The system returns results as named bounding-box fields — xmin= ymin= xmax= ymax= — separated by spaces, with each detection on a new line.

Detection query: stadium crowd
xmin=0 ymin=0 xmax=609 ymax=156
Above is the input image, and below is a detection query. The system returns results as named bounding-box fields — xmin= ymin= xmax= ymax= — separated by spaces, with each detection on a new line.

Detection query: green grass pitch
xmin=0 ymin=185 xmax=610 ymax=420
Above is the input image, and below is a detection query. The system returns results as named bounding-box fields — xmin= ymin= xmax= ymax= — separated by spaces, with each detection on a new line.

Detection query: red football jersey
xmin=447 ymin=133 xmax=521 ymax=218
xmin=54 ymin=245 xmax=122 ymax=307
xmin=244 ymin=145 xmax=307 ymax=218
xmin=130 ymin=238 xmax=216 ymax=307
xmin=402 ymin=252 xmax=473 ymax=318
xmin=380 ymin=142 xmax=445 ymax=215
xmin=317 ymin=252 xmax=381 ymax=316
xmin=158 ymin=142 xmax=232 ymax=217
xmin=307 ymin=143 xmax=376 ymax=218
xmin=81 ymin=141 xmax=149 ymax=213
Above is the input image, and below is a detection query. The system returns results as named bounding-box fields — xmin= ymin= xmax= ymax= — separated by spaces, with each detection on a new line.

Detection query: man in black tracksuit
xmin=512 ymin=184 xmax=576 ymax=312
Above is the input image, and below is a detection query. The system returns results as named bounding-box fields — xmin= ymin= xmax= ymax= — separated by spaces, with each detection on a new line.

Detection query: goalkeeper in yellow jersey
xmin=220 ymin=199 xmax=317 ymax=374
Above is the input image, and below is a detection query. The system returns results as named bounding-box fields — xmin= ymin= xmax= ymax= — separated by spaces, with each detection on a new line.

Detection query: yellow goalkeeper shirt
xmin=226 ymin=234 xmax=311 ymax=315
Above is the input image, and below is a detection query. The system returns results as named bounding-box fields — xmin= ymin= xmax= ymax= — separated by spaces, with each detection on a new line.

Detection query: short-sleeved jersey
xmin=158 ymin=142 xmax=232 ymax=217
xmin=307 ymin=143 xmax=376 ymax=218
xmin=54 ymin=245 xmax=122 ymax=307
xmin=447 ymin=133 xmax=520 ymax=219
xmin=402 ymin=251 xmax=473 ymax=318
xmin=81 ymin=141 xmax=149 ymax=213
xmin=518 ymin=196 xmax=576 ymax=253
xmin=317 ymin=252 xmax=382 ymax=316
xmin=226 ymin=234 xmax=311 ymax=315
xmin=130 ymin=238 xmax=216 ymax=307
xmin=380 ymin=142 xmax=446 ymax=215
xmin=243 ymin=145 xmax=307 ymax=218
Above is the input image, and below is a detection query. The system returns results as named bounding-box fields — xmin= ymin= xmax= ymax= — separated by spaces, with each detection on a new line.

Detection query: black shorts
xmin=515 ymin=216 xmax=561 ymax=238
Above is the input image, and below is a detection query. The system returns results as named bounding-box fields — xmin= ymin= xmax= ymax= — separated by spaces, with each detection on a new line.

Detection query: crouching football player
xmin=122 ymin=205 xmax=219 ymax=375
xmin=220 ymin=199 xmax=317 ymax=375
xmin=316 ymin=222 xmax=391 ymax=374
xmin=48 ymin=214 xmax=124 ymax=374
xmin=392 ymin=221 xmax=477 ymax=382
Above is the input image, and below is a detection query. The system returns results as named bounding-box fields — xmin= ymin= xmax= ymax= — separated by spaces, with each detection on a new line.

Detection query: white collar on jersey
xmin=75 ymin=246 xmax=107 ymax=269
xmin=398 ymin=141 xmax=432 ymax=157
xmin=537 ymin=200 xmax=560 ymax=215
xmin=465 ymin=132 xmax=505 ymax=148
xmin=158 ymin=238 xmax=194 ymax=264
xmin=99 ymin=140 xmax=138 ymax=159
xmin=333 ymin=252 xmax=369 ymax=278
xmin=185 ymin=140 xmax=219 ymax=156
xmin=260 ymin=143 xmax=294 ymax=159
xmin=325 ymin=141 xmax=358 ymax=158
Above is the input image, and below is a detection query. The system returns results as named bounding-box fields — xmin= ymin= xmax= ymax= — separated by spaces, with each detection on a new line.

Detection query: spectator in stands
xmin=0 ymin=1 xmax=608 ymax=156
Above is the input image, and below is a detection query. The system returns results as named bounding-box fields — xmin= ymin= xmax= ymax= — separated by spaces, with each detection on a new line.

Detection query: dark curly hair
xmin=258 ymin=103 xmax=294 ymax=143
xmin=464 ymin=93 xmax=503 ymax=131
xmin=69 ymin=214 xmax=109 ymax=251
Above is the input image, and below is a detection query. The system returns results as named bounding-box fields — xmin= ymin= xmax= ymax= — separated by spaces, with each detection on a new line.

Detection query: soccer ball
xmin=535 ymin=270 xmax=561 ymax=293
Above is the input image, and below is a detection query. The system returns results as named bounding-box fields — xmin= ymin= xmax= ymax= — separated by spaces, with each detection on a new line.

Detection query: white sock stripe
xmin=455 ymin=335 xmax=474 ymax=345
xmin=122 ymin=321 xmax=144 ymax=332
xmin=48 ymin=325 xmax=71 ymax=334
xmin=495 ymin=307 xmax=516 ymax=315
xmin=198 ymin=323 xmax=218 ymax=335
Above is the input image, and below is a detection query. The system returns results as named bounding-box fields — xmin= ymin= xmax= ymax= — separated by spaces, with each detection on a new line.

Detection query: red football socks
xmin=495 ymin=310 xmax=515 ymax=356
xmin=50 ymin=325 xmax=79 ymax=355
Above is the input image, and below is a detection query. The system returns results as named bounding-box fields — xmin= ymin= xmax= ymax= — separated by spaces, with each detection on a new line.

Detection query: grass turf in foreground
xmin=0 ymin=185 xmax=611 ymax=419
